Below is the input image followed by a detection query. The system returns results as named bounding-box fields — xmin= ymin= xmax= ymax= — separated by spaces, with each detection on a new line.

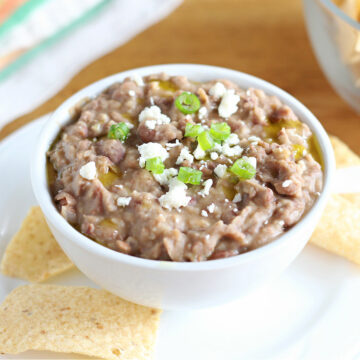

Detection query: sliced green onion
xmin=175 ymin=92 xmax=201 ymax=114
xmin=210 ymin=122 xmax=231 ymax=141
xmin=184 ymin=123 xmax=204 ymax=137
xmin=178 ymin=167 xmax=202 ymax=185
xmin=230 ymin=158 xmax=256 ymax=180
xmin=145 ymin=157 xmax=164 ymax=174
xmin=198 ymin=130 xmax=215 ymax=151
xmin=108 ymin=122 xmax=130 ymax=142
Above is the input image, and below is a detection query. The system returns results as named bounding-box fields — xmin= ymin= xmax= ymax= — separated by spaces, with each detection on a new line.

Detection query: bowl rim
xmin=31 ymin=63 xmax=335 ymax=272
xmin=318 ymin=0 xmax=360 ymax=30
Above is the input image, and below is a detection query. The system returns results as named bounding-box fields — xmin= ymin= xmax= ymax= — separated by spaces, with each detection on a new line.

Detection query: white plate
xmin=1 ymin=116 xmax=360 ymax=360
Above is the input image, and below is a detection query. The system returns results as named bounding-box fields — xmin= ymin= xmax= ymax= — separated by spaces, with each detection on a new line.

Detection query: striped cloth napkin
xmin=0 ymin=0 xmax=182 ymax=130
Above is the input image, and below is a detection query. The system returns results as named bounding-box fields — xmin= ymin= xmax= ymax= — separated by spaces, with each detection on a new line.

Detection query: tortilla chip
xmin=310 ymin=193 xmax=360 ymax=264
xmin=334 ymin=0 xmax=360 ymax=85
xmin=0 ymin=206 xmax=73 ymax=282
xmin=330 ymin=135 xmax=360 ymax=168
xmin=310 ymin=136 xmax=360 ymax=263
xmin=0 ymin=284 xmax=161 ymax=360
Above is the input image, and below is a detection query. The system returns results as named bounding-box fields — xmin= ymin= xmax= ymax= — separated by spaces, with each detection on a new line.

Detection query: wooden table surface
xmin=1 ymin=0 xmax=359 ymax=152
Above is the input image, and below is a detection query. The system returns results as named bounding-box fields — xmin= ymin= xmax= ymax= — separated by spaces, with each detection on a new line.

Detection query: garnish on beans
xmin=197 ymin=130 xmax=215 ymax=151
xmin=178 ymin=167 xmax=203 ymax=185
xmin=230 ymin=158 xmax=256 ymax=180
xmin=145 ymin=157 xmax=165 ymax=174
xmin=175 ymin=92 xmax=201 ymax=114
xmin=184 ymin=123 xmax=204 ymax=137
xmin=108 ymin=122 xmax=130 ymax=142
xmin=210 ymin=122 xmax=231 ymax=141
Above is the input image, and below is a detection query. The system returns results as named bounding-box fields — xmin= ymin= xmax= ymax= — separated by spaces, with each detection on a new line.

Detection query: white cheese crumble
xmin=117 ymin=197 xmax=132 ymax=207
xmin=209 ymin=82 xmax=226 ymax=98
xmin=210 ymin=152 xmax=219 ymax=160
xmin=242 ymin=156 xmax=257 ymax=169
xmin=125 ymin=122 xmax=134 ymax=129
xmin=153 ymin=168 xmax=178 ymax=186
xmin=128 ymin=90 xmax=136 ymax=97
xmin=79 ymin=161 xmax=97 ymax=180
xmin=138 ymin=105 xmax=171 ymax=130
xmin=176 ymin=146 xmax=194 ymax=165
xmin=207 ymin=203 xmax=216 ymax=213
xmin=131 ymin=73 xmax=144 ymax=87
xmin=201 ymin=210 xmax=208 ymax=217
xmin=224 ymin=133 xmax=240 ymax=146
xmin=159 ymin=178 xmax=191 ymax=210
xmin=214 ymin=164 xmax=227 ymax=178
xmin=199 ymin=179 xmax=213 ymax=198
xmin=145 ymin=121 xmax=157 ymax=130
xmin=233 ymin=193 xmax=242 ymax=203
xmin=194 ymin=144 xmax=206 ymax=160
xmin=218 ymin=89 xmax=240 ymax=118
xmin=210 ymin=137 xmax=242 ymax=158
xmin=282 ymin=180 xmax=293 ymax=188
xmin=137 ymin=142 xmax=169 ymax=167
xmin=221 ymin=144 xmax=243 ymax=157
xmin=198 ymin=106 xmax=208 ymax=120
xmin=212 ymin=142 xmax=223 ymax=153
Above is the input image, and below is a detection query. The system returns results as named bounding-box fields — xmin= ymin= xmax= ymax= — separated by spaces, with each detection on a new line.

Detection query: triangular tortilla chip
xmin=1 ymin=206 xmax=74 ymax=282
xmin=330 ymin=135 xmax=360 ymax=168
xmin=310 ymin=136 xmax=360 ymax=264
xmin=310 ymin=193 xmax=360 ymax=264
xmin=0 ymin=284 xmax=161 ymax=360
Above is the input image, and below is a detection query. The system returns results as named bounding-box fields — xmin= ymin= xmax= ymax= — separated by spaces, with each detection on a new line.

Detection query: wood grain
xmin=1 ymin=0 xmax=359 ymax=153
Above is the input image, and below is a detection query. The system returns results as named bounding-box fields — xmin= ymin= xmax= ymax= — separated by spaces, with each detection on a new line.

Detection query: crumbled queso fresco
xmin=47 ymin=73 xmax=323 ymax=261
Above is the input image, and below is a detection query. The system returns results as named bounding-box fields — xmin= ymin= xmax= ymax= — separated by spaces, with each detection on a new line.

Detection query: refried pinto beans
xmin=47 ymin=73 xmax=323 ymax=261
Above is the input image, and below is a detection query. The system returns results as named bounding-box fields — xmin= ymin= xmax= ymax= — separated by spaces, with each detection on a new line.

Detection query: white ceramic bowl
xmin=31 ymin=64 xmax=335 ymax=310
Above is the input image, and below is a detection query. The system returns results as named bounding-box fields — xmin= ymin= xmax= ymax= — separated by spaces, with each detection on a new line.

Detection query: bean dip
xmin=47 ymin=73 xmax=323 ymax=261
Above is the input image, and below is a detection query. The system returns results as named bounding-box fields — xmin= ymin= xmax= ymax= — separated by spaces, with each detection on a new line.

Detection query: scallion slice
xmin=210 ymin=122 xmax=231 ymax=141
xmin=184 ymin=123 xmax=204 ymax=137
xmin=230 ymin=158 xmax=256 ymax=180
xmin=145 ymin=157 xmax=165 ymax=174
xmin=178 ymin=166 xmax=202 ymax=185
xmin=197 ymin=130 xmax=215 ymax=151
xmin=108 ymin=122 xmax=130 ymax=142
xmin=175 ymin=92 xmax=201 ymax=114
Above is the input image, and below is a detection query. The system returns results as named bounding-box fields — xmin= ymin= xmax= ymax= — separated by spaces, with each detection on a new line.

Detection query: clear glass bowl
xmin=303 ymin=0 xmax=360 ymax=113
